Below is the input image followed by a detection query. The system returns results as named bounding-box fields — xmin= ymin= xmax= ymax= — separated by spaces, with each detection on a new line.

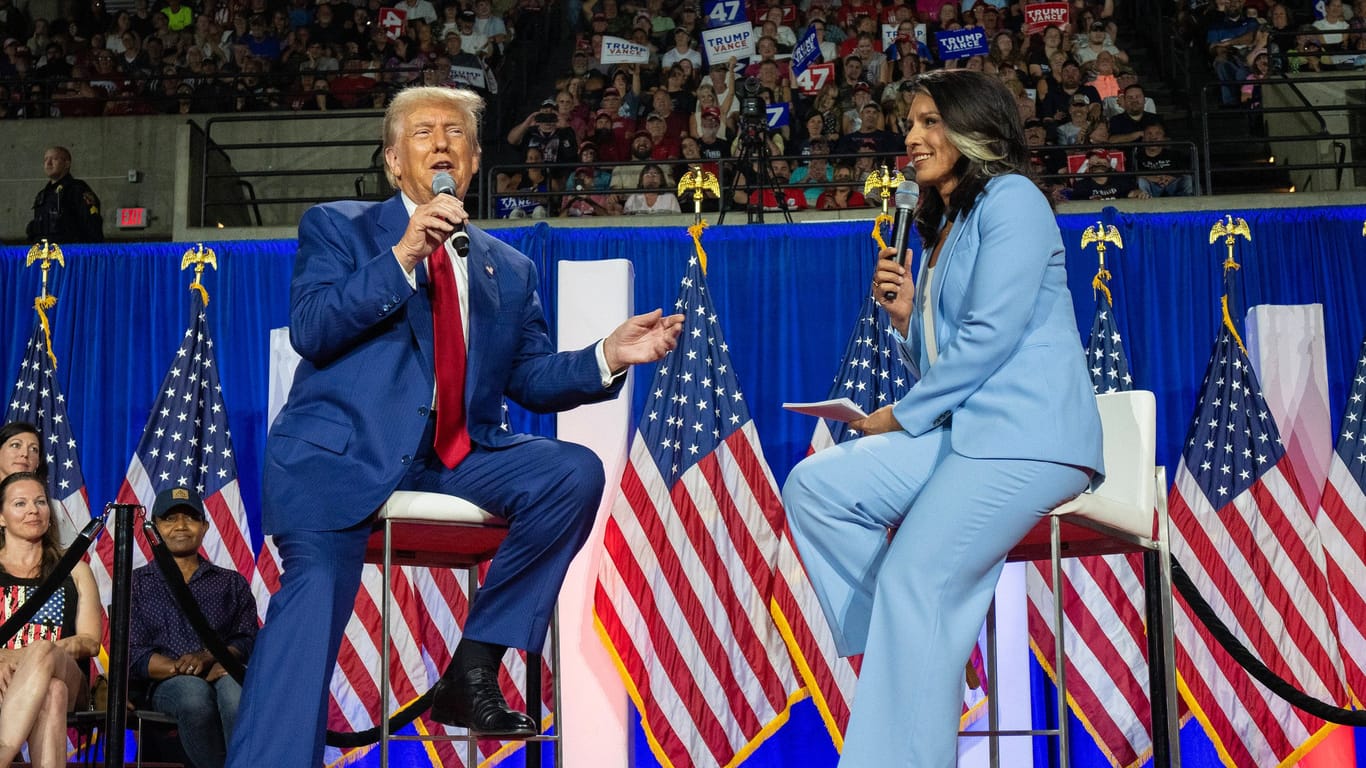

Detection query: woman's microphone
xmin=431 ymin=171 xmax=471 ymax=258
xmin=884 ymin=179 xmax=921 ymax=302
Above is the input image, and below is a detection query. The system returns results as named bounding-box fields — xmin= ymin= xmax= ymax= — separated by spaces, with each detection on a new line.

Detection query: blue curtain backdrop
xmin=4 ymin=203 xmax=1365 ymax=768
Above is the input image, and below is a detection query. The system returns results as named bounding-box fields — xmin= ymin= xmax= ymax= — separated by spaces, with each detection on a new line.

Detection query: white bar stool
xmin=366 ymin=491 xmax=562 ymax=768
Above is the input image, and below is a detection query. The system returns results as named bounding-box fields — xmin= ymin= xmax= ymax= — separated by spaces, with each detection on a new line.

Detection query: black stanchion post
xmin=1144 ymin=550 xmax=1172 ymax=768
xmin=105 ymin=503 xmax=139 ymax=768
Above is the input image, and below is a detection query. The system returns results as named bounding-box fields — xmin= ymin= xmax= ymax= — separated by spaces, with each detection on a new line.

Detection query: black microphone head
xmin=431 ymin=171 xmax=456 ymax=197
xmin=894 ymin=180 xmax=920 ymax=210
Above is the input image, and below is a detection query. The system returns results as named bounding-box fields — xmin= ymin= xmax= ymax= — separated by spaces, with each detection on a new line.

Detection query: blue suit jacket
xmin=892 ymin=174 xmax=1104 ymax=475
xmin=263 ymin=194 xmax=621 ymax=534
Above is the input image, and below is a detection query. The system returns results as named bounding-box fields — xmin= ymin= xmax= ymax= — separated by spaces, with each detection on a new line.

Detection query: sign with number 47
xmin=794 ymin=62 xmax=834 ymax=95
xmin=704 ymin=0 xmax=743 ymax=27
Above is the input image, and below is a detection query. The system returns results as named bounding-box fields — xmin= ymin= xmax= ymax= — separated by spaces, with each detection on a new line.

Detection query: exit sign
xmin=117 ymin=207 xmax=149 ymax=229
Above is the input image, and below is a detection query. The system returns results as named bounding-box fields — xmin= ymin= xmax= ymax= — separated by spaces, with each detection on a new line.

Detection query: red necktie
xmin=429 ymin=244 xmax=470 ymax=469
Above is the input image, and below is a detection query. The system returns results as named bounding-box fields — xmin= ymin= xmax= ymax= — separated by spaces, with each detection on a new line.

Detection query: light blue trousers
xmin=782 ymin=426 xmax=1090 ymax=768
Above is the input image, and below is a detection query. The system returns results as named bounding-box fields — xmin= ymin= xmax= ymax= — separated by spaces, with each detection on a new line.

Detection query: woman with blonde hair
xmin=0 ymin=471 xmax=102 ymax=768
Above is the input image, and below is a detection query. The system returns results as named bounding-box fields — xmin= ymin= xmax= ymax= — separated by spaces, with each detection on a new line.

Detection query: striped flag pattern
xmin=1316 ymin=337 xmax=1366 ymax=700
xmin=5 ymin=318 xmax=94 ymax=555
xmin=112 ymin=291 xmax=269 ymax=613
xmin=1167 ymin=324 xmax=1349 ymax=767
xmin=594 ymin=254 xmax=805 ymax=768
xmin=1025 ymin=288 xmax=1155 ymax=767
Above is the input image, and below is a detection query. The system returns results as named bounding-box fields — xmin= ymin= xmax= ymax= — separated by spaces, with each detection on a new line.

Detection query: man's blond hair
xmin=382 ymin=86 xmax=485 ymax=186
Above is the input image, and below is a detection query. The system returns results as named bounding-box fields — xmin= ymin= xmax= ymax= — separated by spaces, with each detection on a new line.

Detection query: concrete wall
xmin=0 ymin=110 xmax=384 ymax=243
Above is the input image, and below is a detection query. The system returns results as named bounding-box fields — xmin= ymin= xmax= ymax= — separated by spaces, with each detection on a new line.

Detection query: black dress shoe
xmin=429 ymin=666 xmax=538 ymax=738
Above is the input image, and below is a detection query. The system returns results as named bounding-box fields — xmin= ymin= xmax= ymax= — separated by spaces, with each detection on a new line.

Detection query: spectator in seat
xmin=816 ymin=161 xmax=866 ymax=209
xmin=623 ymin=163 xmax=681 ymax=214
xmin=611 ymin=130 xmax=655 ymax=191
xmin=1071 ymin=149 xmax=1147 ymax=200
xmin=561 ymin=165 xmax=623 ymax=216
xmin=789 ymin=139 xmax=834 ymax=206
xmin=660 ymin=26 xmax=701 ymax=69
xmin=1055 ymin=93 xmax=1094 ymax=144
xmin=695 ymin=106 xmax=731 ymax=161
xmin=647 ymin=86 xmax=688 ymax=140
xmin=162 ymin=0 xmax=194 ymax=32
xmin=643 ymin=110 xmax=681 ymax=160
xmin=1039 ymin=58 xmax=1101 ymax=123
xmin=1 ymin=470 xmax=102 ymax=768
xmin=836 ymin=100 xmax=904 ymax=157
xmin=1075 ymin=19 xmax=1128 ymax=64
xmin=1132 ymin=122 xmax=1193 ymax=196
xmin=576 ymin=141 xmax=614 ymax=187
xmin=1207 ymin=0 xmax=1260 ymax=103
xmin=691 ymin=84 xmax=733 ymax=139
xmin=1313 ymin=0 xmax=1352 ymax=65
xmin=1107 ymin=83 xmax=1159 ymax=141
xmin=328 ymin=56 xmax=379 ymax=108
xmin=393 ymin=0 xmax=438 ymax=26
xmin=129 ymin=487 xmax=258 ymax=768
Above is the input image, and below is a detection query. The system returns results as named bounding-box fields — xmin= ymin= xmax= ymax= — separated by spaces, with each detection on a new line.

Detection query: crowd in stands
xmin=17 ymin=0 xmax=1338 ymax=213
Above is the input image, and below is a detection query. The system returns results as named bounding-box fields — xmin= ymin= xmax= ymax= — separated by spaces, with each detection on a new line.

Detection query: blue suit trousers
xmin=782 ymin=426 xmax=1090 ymax=768
xmin=227 ymin=430 xmax=603 ymax=768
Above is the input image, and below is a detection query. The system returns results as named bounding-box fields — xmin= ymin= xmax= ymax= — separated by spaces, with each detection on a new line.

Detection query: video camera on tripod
xmin=736 ymin=76 xmax=769 ymax=149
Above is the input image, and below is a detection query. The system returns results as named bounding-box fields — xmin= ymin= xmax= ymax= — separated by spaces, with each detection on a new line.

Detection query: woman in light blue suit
xmin=782 ymin=69 xmax=1105 ymax=768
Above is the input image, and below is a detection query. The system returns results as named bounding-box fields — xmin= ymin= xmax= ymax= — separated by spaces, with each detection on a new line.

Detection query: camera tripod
xmin=719 ymin=122 xmax=793 ymax=225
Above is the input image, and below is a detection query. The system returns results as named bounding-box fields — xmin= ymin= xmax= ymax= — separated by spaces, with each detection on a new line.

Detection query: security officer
xmin=27 ymin=146 xmax=104 ymax=243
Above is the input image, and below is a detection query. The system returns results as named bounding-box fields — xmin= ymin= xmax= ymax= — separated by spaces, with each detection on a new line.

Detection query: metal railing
xmin=1195 ymin=73 xmax=1366 ymax=194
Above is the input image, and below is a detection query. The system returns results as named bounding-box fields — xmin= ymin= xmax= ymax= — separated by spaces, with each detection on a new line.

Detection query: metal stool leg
xmin=1050 ymin=515 xmax=1070 ymax=768
xmin=381 ymin=518 xmax=394 ymax=768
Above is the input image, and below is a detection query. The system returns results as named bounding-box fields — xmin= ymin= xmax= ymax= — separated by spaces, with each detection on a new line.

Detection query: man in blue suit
xmin=227 ymin=85 xmax=683 ymax=768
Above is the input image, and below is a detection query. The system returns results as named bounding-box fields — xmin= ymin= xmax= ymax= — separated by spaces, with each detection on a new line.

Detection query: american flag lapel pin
xmin=485 ymin=264 xmax=495 ymax=277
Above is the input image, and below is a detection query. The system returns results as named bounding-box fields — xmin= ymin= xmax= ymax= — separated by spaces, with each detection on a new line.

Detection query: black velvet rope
xmin=0 ymin=517 xmax=103 ymax=647
xmin=140 ymin=519 xmax=434 ymax=747
xmin=1170 ymin=556 xmax=1366 ymax=726
xmin=143 ymin=519 xmax=248 ymax=683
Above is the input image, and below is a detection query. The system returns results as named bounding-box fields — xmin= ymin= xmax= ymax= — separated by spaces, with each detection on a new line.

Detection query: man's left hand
xmin=604 ymin=309 xmax=686 ymax=370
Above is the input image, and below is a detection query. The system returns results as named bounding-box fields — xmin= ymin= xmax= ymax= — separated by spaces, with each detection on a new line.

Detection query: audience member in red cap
xmin=691 ymin=85 xmax=734 ymax=139
xmin=643 ymin=110 xmax=681 ymax=159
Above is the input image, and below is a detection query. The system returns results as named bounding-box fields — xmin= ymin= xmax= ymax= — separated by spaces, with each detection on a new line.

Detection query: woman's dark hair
xmin=0 ymin=421 xmax=46 ymax=480
xmin=0 ymin=471 xmax=63 ymax=579
xmin=905 ymin=69 xmax=1031 ymax=247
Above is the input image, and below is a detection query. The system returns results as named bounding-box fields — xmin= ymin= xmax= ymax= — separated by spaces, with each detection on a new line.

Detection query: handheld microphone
xmin=430 ymin=171 xmax=470 ymax=258
xmin=884 ymin=179 xmax=920 ymax=302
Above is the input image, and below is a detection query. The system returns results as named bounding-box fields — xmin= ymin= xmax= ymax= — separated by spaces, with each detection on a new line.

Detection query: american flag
xmin=794 ymin=294 xmax=907 ymax=739
xmin=1025 ymin=287 xmax=1154 ymax=767
xmin=6 ymin=317 xmax=94 ymax=550
xmin=1167 ymin=322 xmax=1349 ymax=767
xmin=1315 ymin=337 xmax=1366 ymax=701
xmin=112 ymin=290 xmax=271 ymax=621
xmin=594 ymin=254 xmax=805 ymax=768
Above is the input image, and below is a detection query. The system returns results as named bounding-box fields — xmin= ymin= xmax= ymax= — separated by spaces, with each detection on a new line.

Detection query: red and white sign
xmin=378 ymin=7 xmax=407 ymax=40
xmin=794 ymin=61 xmax=835 ymax=95
xmin=1023 ymin=2 xmax=1069 ymax=35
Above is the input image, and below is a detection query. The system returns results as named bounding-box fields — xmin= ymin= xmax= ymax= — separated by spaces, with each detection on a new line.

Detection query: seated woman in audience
xmin=1029 ymin=25 xmax=1068 ymax=80
xmin=0 ymin=471 xmax=102 ymax=768
xmin=623 ymin=164 xmax=681 ymax=214
xmin=816 ymin=162 xmax=866 ymax=209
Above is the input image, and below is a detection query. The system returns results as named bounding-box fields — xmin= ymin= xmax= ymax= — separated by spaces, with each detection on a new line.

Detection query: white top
xmin=919 ymin=264 xmax=938 ymax=366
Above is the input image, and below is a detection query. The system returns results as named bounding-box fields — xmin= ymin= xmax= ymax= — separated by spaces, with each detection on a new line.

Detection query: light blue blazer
xmin=892 ymin=174 xmax=1104 ymax=476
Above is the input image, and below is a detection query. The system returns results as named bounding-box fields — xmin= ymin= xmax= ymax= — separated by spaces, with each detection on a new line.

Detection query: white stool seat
xmin=379 ymin=490 xmax=506 ymax=525
xmin=976 ymin=391 xmax=1179 ymax=768
xmin=367 ymin=490 xmax=560 ymax=768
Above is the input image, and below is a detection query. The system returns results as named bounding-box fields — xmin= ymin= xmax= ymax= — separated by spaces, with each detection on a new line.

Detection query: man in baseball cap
xmin=129 ymin=485 xmax=259 ymax=768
